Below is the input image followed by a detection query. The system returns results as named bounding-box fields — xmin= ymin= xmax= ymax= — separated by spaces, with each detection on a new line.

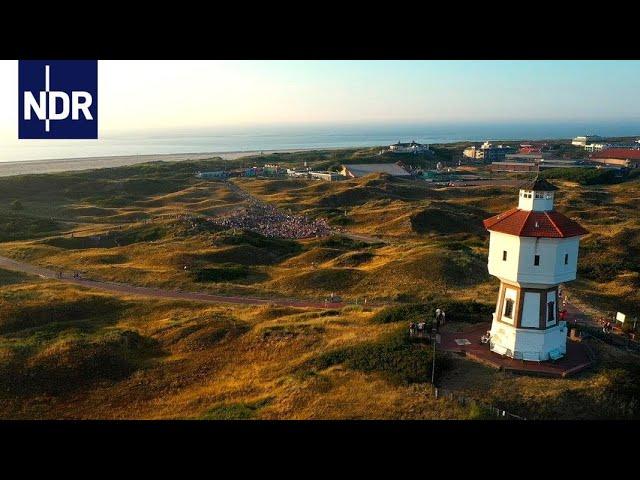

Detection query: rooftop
xmin=342 ymin=163 xmax=411 ymax=177
xmin=483 ymin=208 xmax=588 ymax=238
xmin=591 ymin=148 xmax=640 ymax=160
xmin=520 ymin=178 xmax=558 ymax=191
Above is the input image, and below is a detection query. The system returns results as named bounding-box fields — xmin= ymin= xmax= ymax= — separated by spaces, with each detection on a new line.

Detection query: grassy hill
xmin=1 ymin=152 xmax=640 ymax=418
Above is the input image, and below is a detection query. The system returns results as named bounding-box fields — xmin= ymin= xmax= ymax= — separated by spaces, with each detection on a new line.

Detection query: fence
xmin=578 ymin=324 xmax=640 ymax=353
xmin=432 ymin=386 xmax=527 ymax=420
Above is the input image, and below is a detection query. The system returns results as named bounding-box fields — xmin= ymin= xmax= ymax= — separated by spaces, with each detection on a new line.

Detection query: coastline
xmin=0 ymin=147 xmax=356 ymax=177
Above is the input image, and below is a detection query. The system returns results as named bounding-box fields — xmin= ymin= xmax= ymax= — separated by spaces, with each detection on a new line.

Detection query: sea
xmin=1 ymin=121 xmax=639 ymax=174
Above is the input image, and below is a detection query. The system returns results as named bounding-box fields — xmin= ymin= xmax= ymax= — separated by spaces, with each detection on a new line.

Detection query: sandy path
xmin=0 ymin=254 xmax=344 ymax=309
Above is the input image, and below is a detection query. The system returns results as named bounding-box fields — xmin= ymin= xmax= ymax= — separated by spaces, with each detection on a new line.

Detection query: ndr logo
xmin=19 ymin=60 xmax=98 ymax=139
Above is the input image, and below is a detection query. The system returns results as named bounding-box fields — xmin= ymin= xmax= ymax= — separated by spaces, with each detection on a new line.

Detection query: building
xmin=538 ymin=159 xmax=587 ymax=169
xmin=388 ymin=140 xmax=429 ymax=154
xmin=195 ymin=170 xmax=228 ymax=179
xmin=572 ymin=135 xmax=602 ymax=147
xmin=484 ymin=148 xmax=516 ymax=162
xmin=482 ymin=178 xmax=588 ymax=362
xmin=340 ymin=163 xmax=411 ymax=178
xmin=286 ymin=167 xmax=310 ymax=178
xmin=309 ymin=171 xmax=342 ymax=182
xmin=263 ymin=163 xmax=285 ymax=176
xmin=463 ymin=146 xmax=482 ymax=160
xmin=518 ymin=144 xmax=544 ymax=154
xmin=584 ymin=143 xmax=610 ymax=152
xmin=490 ymin=162 xmax=539 ymax=173
xmin=490 ymin=160 xmax=589 ymax=173
xmin=590 ymin=148 xmax=640 ymax=168
xmin=463 ymin=142 xmax=515 ymax=162
xmin=505 ymin=153 xmax=544 ymax=162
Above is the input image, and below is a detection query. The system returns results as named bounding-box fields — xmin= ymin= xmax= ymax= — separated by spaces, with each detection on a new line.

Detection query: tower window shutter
xmin=504 ymin=298 xmax=514 ymax=319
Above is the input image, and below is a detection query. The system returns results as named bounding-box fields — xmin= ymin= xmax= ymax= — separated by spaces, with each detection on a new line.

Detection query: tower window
xmin=502 ymin=250 xmax=507 ymax=261
xmin=504 ymin=298 xmax=514 ymax=319
xmin=547 ymin=301 xmax=555 ymax=323
xmin=564 ymin=253 xmax=568 ymax=265
xmin=534 ymin=255 xmax=540 ymax=266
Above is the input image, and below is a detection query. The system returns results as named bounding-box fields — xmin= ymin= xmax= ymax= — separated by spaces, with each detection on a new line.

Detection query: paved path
xmin=0 ymin=255 xmax=345 ymax=309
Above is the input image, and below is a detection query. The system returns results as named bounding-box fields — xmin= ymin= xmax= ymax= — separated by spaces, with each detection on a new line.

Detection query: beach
xmin=0 ymin=148 xmax=346 ymax=177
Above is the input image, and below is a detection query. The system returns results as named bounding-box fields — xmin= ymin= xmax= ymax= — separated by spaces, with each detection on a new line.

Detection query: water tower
xmin=483 ymin=178 xmax=588 ymax=361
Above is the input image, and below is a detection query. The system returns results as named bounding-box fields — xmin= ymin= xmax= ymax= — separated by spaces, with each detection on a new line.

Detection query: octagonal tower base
xmin=489 ymin=281 xmax=567 ymax=362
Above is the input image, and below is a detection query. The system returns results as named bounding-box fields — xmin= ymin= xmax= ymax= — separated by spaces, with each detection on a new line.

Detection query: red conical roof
xmin=483 ymin=208 xmax=588 ymax=238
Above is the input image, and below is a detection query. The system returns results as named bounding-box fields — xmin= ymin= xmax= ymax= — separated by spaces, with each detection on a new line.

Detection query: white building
xmin=388 ymin=140 xmax=429 ymax=154
xmin=309 ymin=171 xmax=342 ymax=182
xmin=584 ymin=143 xmax=610 ymax=152
xmin=483 ymin=178 xmax=588 ymax=362
xmin=572 ymin=135 xmax=602 ymax=147
xmin=340 ymin=163 xmax=411 ymax=178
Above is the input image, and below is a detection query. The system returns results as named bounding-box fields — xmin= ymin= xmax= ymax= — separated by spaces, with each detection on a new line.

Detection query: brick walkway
xmin=438 ymin=323 xmax=593 ymax=378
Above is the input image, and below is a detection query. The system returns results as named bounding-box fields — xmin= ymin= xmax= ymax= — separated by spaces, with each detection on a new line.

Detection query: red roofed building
xmin=483 ymin=178 xmax=588 ymax=363
xmin=590 ymin=148 xmax=640 ymax=168
xmin=483 ymin=206 xmax=588 ymax=238
xmin=518 ymin=144 xmax=544 ymax=154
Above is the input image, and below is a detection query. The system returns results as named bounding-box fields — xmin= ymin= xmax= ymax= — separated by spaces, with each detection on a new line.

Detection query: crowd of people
xmin=409 ymin=308 xmax=447 ymax=337
xmin=208 ymin=196 xmax=332 ymax=239
xmin=141 ymin=182 xmax=334 ymax=240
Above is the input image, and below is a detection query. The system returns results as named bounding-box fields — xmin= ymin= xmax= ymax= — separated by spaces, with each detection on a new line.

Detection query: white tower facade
xmin=483 ymin=179 xmax=588 ymax=362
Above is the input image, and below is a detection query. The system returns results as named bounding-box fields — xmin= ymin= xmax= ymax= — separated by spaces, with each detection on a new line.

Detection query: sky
xmin=1 ymin=60 xmax=640 ymax=139
xmin=1 ymin=60 xmax=640 ymax=162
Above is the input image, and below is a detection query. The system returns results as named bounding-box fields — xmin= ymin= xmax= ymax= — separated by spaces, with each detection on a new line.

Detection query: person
xmin=409 ymin=322 xmax=416 ymax=336
xmin=441 ymin=310 xmax=446 ymax=326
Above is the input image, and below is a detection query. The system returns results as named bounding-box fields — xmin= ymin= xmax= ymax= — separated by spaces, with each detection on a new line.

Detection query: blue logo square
xmin=18 ymin=60 xmax=98 ymax=139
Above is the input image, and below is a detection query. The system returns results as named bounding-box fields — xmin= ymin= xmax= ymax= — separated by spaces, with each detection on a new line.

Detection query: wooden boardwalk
xmin=438 ymin=323 xmax=593 ymax=378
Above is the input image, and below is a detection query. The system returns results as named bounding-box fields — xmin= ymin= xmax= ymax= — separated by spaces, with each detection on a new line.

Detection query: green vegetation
xmin=0 ymin=212 xmax=61 ymax=242
xmin=0 ymin=268 xmax=31 ymax=287
xmin=0 ymin=329 xmax=161 ymax=395
xmin=304 ymin=328 xmax=449 ymax=385
xmin=201 ymin=398 xmax=272 ymax=420
xmin=1 ymin=146 xmax=640 ymax=419
xmin=192 ymin=265 xmax=252 ymax=283
xmin=371 ymin=300 xmax=493 ymax=325
xmin=541 ymin=167 xmax=625 ymax=185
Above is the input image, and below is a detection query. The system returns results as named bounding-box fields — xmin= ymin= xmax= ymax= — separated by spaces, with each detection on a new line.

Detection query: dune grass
xmin=1 ymin=153 xmax=640 ymax=418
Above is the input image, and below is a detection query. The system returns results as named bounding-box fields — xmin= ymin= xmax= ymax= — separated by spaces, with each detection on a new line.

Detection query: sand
xmin=0 ymin=147 xmax=347 ymax=177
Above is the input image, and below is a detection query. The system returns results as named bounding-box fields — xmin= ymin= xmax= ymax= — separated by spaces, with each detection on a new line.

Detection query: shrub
xmin=192 ymin=265 xmax=250 ymax=283
xmin=541 ymin=168 xmax=623 ymax=185
xmin=0 ymin=212 xmax=60 ymax=242
xmin=201 ymin=398 xmax=273 ymax=420
xmin=316 ymin=235 xmax=371 ymax=250
xmin=0 ymin=330 xmax=161 ymax=395
xmin=11 ymin=200 xmax=23 ymax=211
xmin=371 ymin=304 xmax=432 ymax=325
xmin=0 ymin=296 xmax=128 ymax=335
xmin=304 ymin=328 xmax=449 ymax=385
xmin=371 ymin=300 xmax=493 ymax=325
